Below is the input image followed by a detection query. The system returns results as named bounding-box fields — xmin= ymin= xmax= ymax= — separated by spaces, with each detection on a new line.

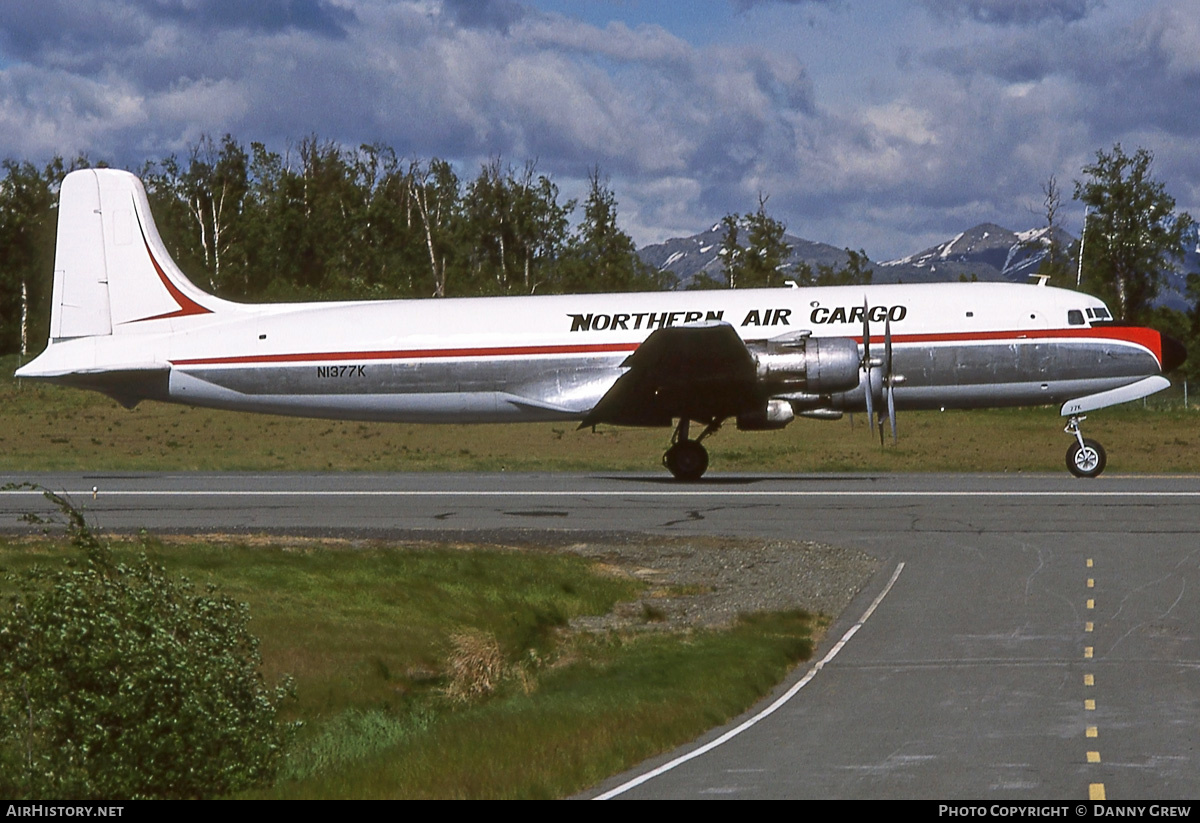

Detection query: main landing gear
xmin=663 ymin=418 xmax=721 ymax=481
xmin=1064 ymin=415 xmax=1107 ymax=479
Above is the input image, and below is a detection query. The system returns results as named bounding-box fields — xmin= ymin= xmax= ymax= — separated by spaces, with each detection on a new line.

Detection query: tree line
xmin=0 ymin=135 xmax=670 ymax=356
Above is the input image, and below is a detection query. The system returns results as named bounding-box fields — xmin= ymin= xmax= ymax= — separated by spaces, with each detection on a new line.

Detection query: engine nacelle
xmin=737 ymin=398 xmax=795 ymax=431
xmin=751 ymin=336 xmax=860 ymax=394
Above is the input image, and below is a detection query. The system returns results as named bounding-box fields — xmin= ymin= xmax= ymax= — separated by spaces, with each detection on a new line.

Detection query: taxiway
xmin=2 ymin=471 xmax=1197 ymax=799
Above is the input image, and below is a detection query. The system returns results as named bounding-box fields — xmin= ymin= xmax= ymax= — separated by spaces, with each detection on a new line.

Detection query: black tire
xmin=664 ymin=440 xmax=709 ymax=481
xmin=1066 ymin=438 xmax=1107 ymax=478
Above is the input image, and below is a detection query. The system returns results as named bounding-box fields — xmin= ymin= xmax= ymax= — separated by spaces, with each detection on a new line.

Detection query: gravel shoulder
xmin=553 ymin=534 xmax=880 ymax=633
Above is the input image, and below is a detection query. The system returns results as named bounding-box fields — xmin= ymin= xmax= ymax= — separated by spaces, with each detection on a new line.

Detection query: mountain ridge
xmin=637 ymin=221 xmax=1195 ymax=309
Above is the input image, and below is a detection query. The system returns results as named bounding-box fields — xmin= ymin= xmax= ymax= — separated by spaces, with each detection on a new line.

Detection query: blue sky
xmin=1 ymin=0 xmax=1197 ymax=260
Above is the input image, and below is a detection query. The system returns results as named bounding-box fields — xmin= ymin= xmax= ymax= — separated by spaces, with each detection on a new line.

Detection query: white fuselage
xmin=21 ymin=281 xmax=1169 ymax=423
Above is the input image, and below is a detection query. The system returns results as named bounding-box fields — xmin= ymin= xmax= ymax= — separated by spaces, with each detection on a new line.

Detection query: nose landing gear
xmin=1064 ymin=415 xmax=1107 ymax=478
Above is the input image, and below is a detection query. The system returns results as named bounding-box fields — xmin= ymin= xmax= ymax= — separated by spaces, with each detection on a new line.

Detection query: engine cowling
xmin=750 ymin=335 xmax=860 ymax=394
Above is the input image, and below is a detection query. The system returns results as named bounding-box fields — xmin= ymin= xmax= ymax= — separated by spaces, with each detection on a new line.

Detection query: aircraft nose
xmin=1161 ymin=331 xmax=1188 ymax=373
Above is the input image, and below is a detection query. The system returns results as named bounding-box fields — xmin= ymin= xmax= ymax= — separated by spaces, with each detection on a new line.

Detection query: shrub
xmin=0 ymin=488 xmax=292 ymax=799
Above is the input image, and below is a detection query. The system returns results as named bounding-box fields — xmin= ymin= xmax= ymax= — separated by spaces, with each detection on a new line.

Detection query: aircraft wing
xmin=580 ymin=323 xmax=760 ymax=428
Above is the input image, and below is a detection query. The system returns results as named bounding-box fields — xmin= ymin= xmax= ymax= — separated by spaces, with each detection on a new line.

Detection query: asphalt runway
xmin=2 ymin=471 xmax=1198 ymax=800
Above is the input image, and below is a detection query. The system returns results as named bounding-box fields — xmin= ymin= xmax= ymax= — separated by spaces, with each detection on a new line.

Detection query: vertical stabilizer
xmin=49 ymin=169 xmax=238 ymax=342
xmin=50 ymin=170 xmax=113 ymax=340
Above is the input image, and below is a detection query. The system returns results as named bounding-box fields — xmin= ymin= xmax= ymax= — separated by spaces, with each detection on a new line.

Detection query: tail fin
xmin=49 ymin=168 xmax=237 ymax=341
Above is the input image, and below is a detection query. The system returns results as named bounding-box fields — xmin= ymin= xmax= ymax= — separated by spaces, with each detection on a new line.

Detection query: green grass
xmin=0 ymin=535 xmax=820 ymax=799
xmin=4 ymin=355 xmax=1199 ymax=474
xmin=262 ymin=611 xmax=815 ymax=799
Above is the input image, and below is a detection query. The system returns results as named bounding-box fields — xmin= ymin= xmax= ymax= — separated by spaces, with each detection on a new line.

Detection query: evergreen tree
xmin=813 ymin=248 xmax=873 ymax=286
xmin=556 ymin=168 xmax=669 ymax=293
xmin=720 ymin=195 xmax=791 ymax=288
xmin=718 ymin=212 xmax=744 ymax=289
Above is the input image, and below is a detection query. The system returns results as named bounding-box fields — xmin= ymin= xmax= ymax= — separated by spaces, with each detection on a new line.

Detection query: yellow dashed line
xmin=1085 ymin=560 xmax=1101 ymax=801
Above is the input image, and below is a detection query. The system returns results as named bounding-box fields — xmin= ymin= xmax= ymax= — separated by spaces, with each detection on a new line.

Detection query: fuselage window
xmin=1067 ymin=309 xmax=1085 ymax=326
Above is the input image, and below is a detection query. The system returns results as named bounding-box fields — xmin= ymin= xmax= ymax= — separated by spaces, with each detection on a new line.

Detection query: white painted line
xmin=2 ymin=490 xmax=1200 ymax=498
xmin=592 ymin=562 xmax=907 ymax=800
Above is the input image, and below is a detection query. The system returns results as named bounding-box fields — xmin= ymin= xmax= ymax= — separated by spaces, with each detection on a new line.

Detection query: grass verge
xmin=0 ymin=533 xmax=820 ymax=799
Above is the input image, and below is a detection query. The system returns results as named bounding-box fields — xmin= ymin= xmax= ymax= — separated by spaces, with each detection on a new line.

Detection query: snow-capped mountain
xmin=880 ymin=223 xmax=1076 ymax=283
xmin=638 ymin=222 xmax=867 ymax=288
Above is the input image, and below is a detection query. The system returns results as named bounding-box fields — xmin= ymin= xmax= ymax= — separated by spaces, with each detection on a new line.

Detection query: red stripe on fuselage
xmin=170 ymin=326 xmax=1164 ymax=369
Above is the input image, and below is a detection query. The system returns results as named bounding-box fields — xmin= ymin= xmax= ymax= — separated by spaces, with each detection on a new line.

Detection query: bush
xmin=0 ymin=489 xmax=292 ymax=799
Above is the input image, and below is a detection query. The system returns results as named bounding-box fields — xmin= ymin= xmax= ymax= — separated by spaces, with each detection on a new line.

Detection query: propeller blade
xmin=884 ymin=316 xmax=893 ymax=376
xmin=885 ymin=316 xmax=897 ymax=443
xmin=861 ymin=297 xmax=874 ymax=430
xmin=864 ymin=373 xmax=875 ymax=429
xmin=861 ymin=297 xmax=871 ymax=366
xmin=887 ymin=382 xmax=897 ymax=443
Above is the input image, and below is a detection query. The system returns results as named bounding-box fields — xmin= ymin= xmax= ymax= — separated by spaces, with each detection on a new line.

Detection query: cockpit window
xmin=1067 ymin=309 xmax=1085 ymax=326
xmin=1086 ymin=307 xmax=1113 ymax=322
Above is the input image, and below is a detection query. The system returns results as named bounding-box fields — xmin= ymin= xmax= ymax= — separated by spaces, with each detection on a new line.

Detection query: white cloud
xmin=0 ymin=0 xmax=1197 ymax=259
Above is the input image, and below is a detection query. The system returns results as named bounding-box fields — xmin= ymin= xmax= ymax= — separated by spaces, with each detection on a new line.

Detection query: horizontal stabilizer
xmin=1060 ymin=375 xmax=1170 ymax=416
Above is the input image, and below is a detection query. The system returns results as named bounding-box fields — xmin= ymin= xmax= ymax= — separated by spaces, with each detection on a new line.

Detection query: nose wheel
xmin=1064 ymin=416 xmax=1107 ymax=478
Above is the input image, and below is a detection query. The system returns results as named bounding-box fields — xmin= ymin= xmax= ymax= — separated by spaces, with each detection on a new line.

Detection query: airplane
xmin=15 ymin=168 xmax=1187 ymax=480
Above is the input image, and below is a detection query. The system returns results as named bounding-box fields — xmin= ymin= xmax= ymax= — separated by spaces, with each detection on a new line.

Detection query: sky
xmin=1 ymin=0 xmax=1198 ymax=261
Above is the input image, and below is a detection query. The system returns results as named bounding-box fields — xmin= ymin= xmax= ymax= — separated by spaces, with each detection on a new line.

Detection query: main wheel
xmin=664 ymin=440 xmax=709 ymax=481
xmin=1066 ymin=438 xmax=1107 ymax=478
